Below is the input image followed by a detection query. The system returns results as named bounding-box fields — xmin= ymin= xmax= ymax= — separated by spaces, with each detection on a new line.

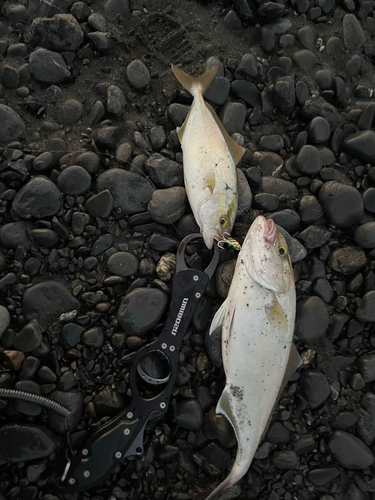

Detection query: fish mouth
xmin=264 ymin=218 xmax=277 ymax=245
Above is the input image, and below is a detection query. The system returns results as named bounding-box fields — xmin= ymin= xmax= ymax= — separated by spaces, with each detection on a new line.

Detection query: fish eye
xmin=220 ymin=217 xmax=228 ymax=227
xmin=279 ymin=245 xmax=287 ymax=257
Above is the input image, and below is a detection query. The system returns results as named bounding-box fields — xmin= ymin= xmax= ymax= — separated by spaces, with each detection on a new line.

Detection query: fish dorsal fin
xmin=205 ymin=102 xmax=245 ymax=166
xmin=261 ymin=343 xmax=302 ymax=441
xmin=209 ymin=298 xmax=235 ymax=336
xmin=216 ymin=385 xmax=239 ymax=441
xmin=177 ymin=104 xmax=192 ymax=142
xmin=265 ymin=296 xmax=288 ymax=332
xmin=171 ymin=64 xmax=218 ymax=96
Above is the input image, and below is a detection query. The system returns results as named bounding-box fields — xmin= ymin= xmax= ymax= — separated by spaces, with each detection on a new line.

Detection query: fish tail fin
xmin=171 ymin=64 xmax=218 ymax=97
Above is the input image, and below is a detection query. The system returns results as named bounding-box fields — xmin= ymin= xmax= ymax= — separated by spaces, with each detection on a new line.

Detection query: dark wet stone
xmin=298 ymin=225 xmax=331 ymax=249
xmin=269 ymin=209 xmax=300 ymax=233
xmin=363 ymin=188 xmax=375 ymax=213
xmin=176 ymin=399 xmax=204 ymax=430
xmin=70 ymin=1 xmax=91 ymax=21
xmin=332 ymin=412 xmax=357 ymax=431
xmin=107 ymin=85 xmax=125 ymax=116
xmin=126 ymin=59 xmax=150 ymax=89
xmin=0 ymin=104 xmax=26 ymax=144
xmin=268 ymin=66 xmax=288 ymax=82
xmin=87 ymin=32 xmax=113 ymax=53
xmin=97 ymin=169 xmax=154 ymax=215
xmin=308 ymin=467 xmax=340 ymax=486
xmin=0 ymin=424 xmax=57 ymax=462
xmin=13 ymin=380 xmax=42 ymax=416
xmin=31 ymin=229 xmax=59 ymax=247
xmin=260 ymin=27 xmax=276 ymax=52
xmin=0 ymin=306 xmax=10 ymax=339
xmin=296 ymin=145 xmax=322 ymax=175
xmin=328 ymin=247 xmax=366 ymax=275
xmin=85 ymin=190 xmax=113 ymax=219
xmin=354 ymin=223 xmax=375 ymax=249
xmin=167 ymin=103 xmax=190 ymax=127
xmin=298 ymin=25 xmax=315 ymax=51
xmin=300 ymin=370 xmax=330 ymax=409
xmin=307 ymin=117 xmax=331 ymax=144
xmin=0 ymin=222 xmax=32 ymax=249
xmin=314 ymin=70 xmax=332 ymax=91
xmin=273 ymin=76 xmax=295 ymax=115
xmin=272 ymin=450 xmax=299 ymax=469
xmin=267 ymin=422 xmax=291 ymax=444
xmin=358 ymin=104 xmax=375 ymax=131
xmin=95 ymin=126 xmax=123 ymax=150
xmin=145 ymin=154 xmax=183 ymax=188
xmin=209 ymin=409 xmax=236 ymax=448
xmin=232 ymin=81 xmax=262 ymax=111
xmin=82 ymin=327 xmax=104 ymax=348
xmin=259 ymin=134 xmax=284 ymax=153
xmin=107 ymin=252 xmax=138 ymax=278
xmin=148 ymin=187 xmax=186 ymax=224
xmin=251 ymin=153 xmax=281 ymax=177
xmin=258 ymin=1 xmax=284 ymax=22
xmin=88 ymin=100 xmax=105 ymax=125
xmin=13 ymin=320 xmax=43 ymax=353
xmin=117 ymin=288 xmax=167 ymax=337
xmin=33 ymin=152 xmax=54 ymax=172
xmin=329 ymin=431 xmax=374 ymax=469
xmin=176 ymin=214 xmax=200 ymax=238
xmin=319 ymin=181 xmax=364 ymax=228
xmin=47 ymin=390 xmax=82 ymax=433
xmin=149 ymin=233 xmax=180 ymax=252
xmin=22 ymin=281 xmax=80 ymax=329
xmin=0 ymin=273 xmax=16 ymax=292
xmin=356 ymin=292 xmax=375 ymax=323
xmin=343 ymin=131 xmax=375 ymax=164
xmin=57 ymin=165 xmax=91 ymax=195
xmin=56 ymin=98 xmax=83 ymax=125
xmin=194 ymin=442 xmax=230 ymax=475
xmin=204 ymin=77 xmax=230 ymax=106
xmin=314 ymin=278 xmax=334 ymax=303
xmin=237 ymin=168 xmax=252 ymax=216
xmin=296 ymin=296 xmax=329 ymax=344
xmin=1 ymin=65 xmax=18 ymax=88
xmin=219 ymin=102 xmax=246 ymax=135
xmin=261 ymin=177 xmax=298 ymax=199
xmin=29 ymin=48 xmax=71 ymax=84
xmin=76 ymin=151 xmax=100 ymax=175
xmin=299 ymin=195 xmax=323 ymax=223
xmin=295 ymin=81 xmax=309 ymax=106
xmin=19 ymin=358 xmax=40 ymax=381
xmin=346 ymin=54 xmax=362 ymax=77
xmin=104 ymin=0 xmax=129 ymax=15
xmin=254 ymin=193 xmax=279 ymax=211
xmin=294 ymin=434 xmax=316 ymax=454
xmin=38 ymin=366 xmax=57 ymax=384
xmin=58 ymin=371 xmax=76 ymax=391
xmin=215 ymin=259 xmax=236 ymax=299
xmin=235 ymin=53 xmax=258 ymax=79
xmin=61 ymin=323 xmax=85 ymax=349
xmin=93 ymin=386 xmax=126 ymax=417
xmin=149 ymin=127 xmax=167 ymax=151
xmin=343 ymin=14 xmax=365 ymax=50
xmin=12 ymin=176 xmax=62 ymax=219
xmin=26 ymin=14 xmax=84 ymax=52
xmin=292 ymin=50 xmax=317 ymax=71
xmin=91 ymin=234 xmax=113 ymax=256
xmin=205 ymin=326 xmax=222 ymax=368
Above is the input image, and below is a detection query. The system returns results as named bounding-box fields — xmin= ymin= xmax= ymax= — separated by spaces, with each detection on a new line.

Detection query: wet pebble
xmin=12 ymin=176 xmax=62 ymax=219
xmin=149 ymin=233 xmax=180 ymax=252
xmin=57 ymin=165 xmax=91 ymax=195
xmin=0 ymin=424 xmax=57 ymax=462
xmin=107 ymin=85 xmax=126 ymax=115
xmin=117 ymin=288 xmax=168 ymax=337
xmin=272 ymin=450 xmax=299 ymax=469
xmin=27 ymin=14 xmax=84 ymax=52
xmin=356 ymin=292 xmax=375 ymax=323
xmin=107 ymin=252 xmax=138 ymax=278
xmin=126 ymin=59 xmax=150 ymax=89
xmin=237 ymin=168 xmax=252 ymax=216
xmin=29 ymin=48 xmax=71 ymax=83
xmin=259 ymin=134 xmax=284 ymax=152
xmin=343 ymin=14 xmax=365 ymax=50
xmin=261 ymin=177 xmax=298 ymax=199
xmin=61 ymin=323 xmax=85 ymax=348
xmin=308 ymin=467 xmax=340 ymax=486
xmin=307 ymin=117 xmax=331 ymax=144
xmin=329 ymin=431 xmax=374 ymax=469
xmin=215 ymin=259 xmax=236 ymax=299
xmin=47 ymin=390 xmax=82 ymax=433
xmin=220 ymin=102 xmax=246 ymax=135
xmin=299 ymin=370 xmax=331 ymax=409
xmin=0 ymin=306 xmax=10 ymax=339
xmin=273 ymin=76 xmax=295 ymax=115
xmin=299 ymin=195 xmax=323 ymax=223
xmin=231 ymin=80 xmax=262 ymax=108
xmin=298 ymin=225 xmax=331 ymax=249
xmin=148 ymin=186 xmax=186 ymax=224
xmin=251 ymin=152 xmax=282 ymax=176
xmin=12 ymin=320 xmax=43 ymax=353
xmin=342 ymin=131 xmax=375 ymax=164
xmin=13 ymin=380 xmax=42 ymax=416
xmin=149 ymin=127 xmax=167 ymax=151
xmin=354 ymin=223 xmax=375 ymax=249
xmin=296 ymin=296 xmax=329 ymax=344
xmin=269 ymin=209 xmax=300 ymax=233
xmin=296 ymin=145 xmax=322 ymax=175
xmin=328 ymin=247 xmax=366 ymax=275
xmin=0 ymin=104 xmax=25 ymax=144
xmin=85 ymin=190 xmax=113 ymax=219
xmin=319 ymin=181 xmax=364 ymax=228
xmin=145 ymin=154 xmax=183 ymax=188
xmin=176 ymin=399 xmax=204 ymax=430
xmin=82 ymin=327 xmax=104 ymax=348
xmin=204 ymin=76 xmax=230 ymax=106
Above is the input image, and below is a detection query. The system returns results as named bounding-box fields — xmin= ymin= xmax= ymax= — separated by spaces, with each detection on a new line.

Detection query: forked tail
xmin=171 ymin=64 xmax=218 ymax=98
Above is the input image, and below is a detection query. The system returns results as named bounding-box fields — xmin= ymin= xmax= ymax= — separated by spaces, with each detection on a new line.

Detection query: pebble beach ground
xmin=1 ymin=0 xmax=375 ymax=499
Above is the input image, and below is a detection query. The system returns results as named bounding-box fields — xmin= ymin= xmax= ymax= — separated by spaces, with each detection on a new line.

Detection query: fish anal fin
xmin=171 ymin=64 xmax=218 ymax=96
xmin=205 ymin=102 xmax=245 ymax=166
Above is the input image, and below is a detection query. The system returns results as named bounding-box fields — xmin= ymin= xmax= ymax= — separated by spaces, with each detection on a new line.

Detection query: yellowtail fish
xmin=171 ymin=64 xmax=245 ymax=249
xmin=206 ymin=216 xmax=300 ymax=499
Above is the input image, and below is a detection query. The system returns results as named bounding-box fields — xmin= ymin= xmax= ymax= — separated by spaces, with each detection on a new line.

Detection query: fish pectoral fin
xmin=209 ymin=299 xmax=235 ymax=335
xmin=265 ymin=296 xmax=288 ymax=332
xmin=205 ymin=169 xmax=216 ymax=192
xmin=205 ymin=102 xmax=245 ymax=166
xmin=216 ymin=385 xmax=238 ymax=440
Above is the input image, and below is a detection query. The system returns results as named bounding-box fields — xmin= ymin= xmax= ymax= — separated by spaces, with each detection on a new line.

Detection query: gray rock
xmin=22 ymin=281 xmax=80 ymax=329
xmin=176 ymin=399 xmax=204 ymax=430
xmin=299 ymin=195 xmax=324 ymax=223
xmin=0 ymin=104 xmax=25 ymax=144
xmin=328 ymin=247 xmax=366 ymax=275
xmin=85 ymin=190 xmax=113 ymax=219
xmin=97 ymin=169 xmax=154 ymax=215
xmin=269 ymin=209 xmax=300 ymax=233
xmin=300 ymin=370 xmax=330 ymax=409
xmin=57 ymin=165 xmax=91 ymax=195
xmin=296 ymin=296 xmax=329 ymax=344
xmin=12 ymin=176 xmax=62 ymax=219
xmin=237 ymin=168 xmax=252 ymax=216
xmin=204 ymin=77 xmax=230 ymax=106
xmin=148 ymin=187 xmax=186 ymax=224
xmin=126 ymin=59 xmax=150 ymax=89
xmin=93 ymin=386 xmax=126 ymax=417
xmin=13 ymin=320 xmax=44 ymax=353
xmin=26 ymin=14 xmax=84 ymax=52
xmin=29 ymin=48 xmax=71 ymax=84
xmin=215 ymin=259 xmax=236 ymax=299
xmin=82 ymin=327 xmax=104 ymax=348
xmin=219 ymin=102 xmax=246 ymax=135
xmin=235 ymin=54 xmax=258 ymax=79
xmin=0 ymin=306 xmax=10 ymax=339
xmin=55 ymin=99 xmax=83 ymax=125
xmin=354 ymin=223 xmax=375 ymax=249
xmin=298 ymin=25 xmax=315 ymax=51
xmin=167 ymin=103 xmax=190 ymax=127
xmin=292 ymin=50 xmax=318 ymax=71
xmin=329 ymin=431 xmax=374 ymax=469
xmin=298 ymin=225 xmax=331 ymax=249
xmin=149 ymin=127 xmax=167 ymax=151
xmin=296 ymin=145 xmax=322 ymax=175
xmin=319 ymin=181 xmax=364 ymax=228
xmin=13 ymin=380 xmax=42 ymax=416
xmin=342 ymin=131 xmax=375 ymax=164
xmin=356 ymin=291 xmax=375 ymax=323
xmin=117 ymin=288 xmax=168 ymax=337
xmin=47 ymin=390 xmax=83 ymax=433
xmin=104 ymin=0 xmax=130 ymax=16
xmin=259 ymin=134 xmax=284 ymax=152
xmin=363 ymin=188 xmax=375 ymax=212
xmin=107 ymin=85 xmax=126 ymax=116
xmin=0 ymin=222 xmax=32 ymax=249
xmin=251 ymin=151 xmax=283 ymax=176
xmin=76 ymin=151 xmax=100 ymax=174
xmin=145 ymin=154 xmax=183 ymax=188
xmin=273 ymin=76 xmax=295 ymax=115
xmin=308 ymin=467 xmax=340 ymax=486
xmin=358 ymin=355 xmax=375 ymax=383
xmin=0 ymin=424 xmax=57 ymax=462
xmin=343 ymin=14 xmax=365 ymax=50
xmin=107 ymin=252 xmax=138 ymax=278
xmin=261 ymin=177 xmax=298 ymax=199
xmin=272 ymin=450 xmax=299 ymax=469
xmin=87 ymin=32 xmax=113 ymax=53
xmin=307 ymin=117 xmax=331 ymax=144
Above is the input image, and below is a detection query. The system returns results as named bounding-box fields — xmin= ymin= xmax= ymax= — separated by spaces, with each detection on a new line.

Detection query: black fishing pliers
xmin=62 ymin=233 xmax=219 ymax=492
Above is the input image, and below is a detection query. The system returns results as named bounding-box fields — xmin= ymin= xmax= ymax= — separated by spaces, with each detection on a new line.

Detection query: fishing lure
xmin=217 ymin=233 xmax=241 ymax=251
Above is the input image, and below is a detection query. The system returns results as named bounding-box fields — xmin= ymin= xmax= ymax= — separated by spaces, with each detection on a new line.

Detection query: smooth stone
xmin=354 ymin=223 xmax=375 ymax=248
xmin=235 ymin=53 xmax=258 ymax=79
xmin=273 ymin=76 xmax=295 ymax=115
xmin=307 ymin=117 xmax=331 ymax=144
xmin=13 ymin=320 xmax=43 ymax=353
xmin=267 ymin=422 xmax=291 ymax=444
xmin=358 ymin=103 xmax=375 ymax=131
xmin=58 ymin=371 xmax=76 ymax=391
xmin=61 ymin=323 xmax=85 ymax=348
xmin=13 ymin=380 xmax=41 ymax=416
xmin=145 ymin=153 xmax=183 ymax=188
xmin=272 ymin=450 xmax=299 ymax=469
xmin=319 ymin=181 xmax=364 ymax=228
xmin=12 ymin=176 xmax=62 ymax=219
xmin=358 ymin=355 xmax=375 ymax=382
xmin=254 ymin=193 xmax=279 ymax=211
xmin=314 ymin=278 xmax=334 ymax=303
xmin=258 ymin=1 xmax=285 ymax=22
xmin=57 ymin=165 xmax=91 ymax=195
xmin=204 ymin=77 xmax=230 ymax=106
xmin=269 ymin=209 xmax=300 ymax=233
xmin=97 ymin=169 xmax=154 ymax=215
xmin=231 ymin=80 xmax=262 ymax=108
xmin=329 ymin=431 xmax=374 ymax=469
xmin=0 ymin=424 xmax=57 ymax=462
xmin=76 ymin=151 xmax=100 ymax=174
xmin=251 ymin=151 xmax=283 ymax=176
xmin=0 ymin=306 xmax=10 ymax=338
xmin=149 ymin=127 xmax=167 ymax=151
xmin=148 ymin=187 xmax=186 ymax=224
xmin=237 ymin=168 xmax=252 ymax=216
xmin=26 ymin=14 xmax=84 ymax=52
xmin=298 ymin=25 xmax=315 ymax=51
xmin=260 ymin=27 xmax=276 ymax=52
xmin=300 ymin=370 xmax=330 ymax=409
xmin=176 ymin=214 xmax=200 ymax=238
xmin=22 ymin=281 xmax=80 ymax=329
xmin=91 ymin=234 xmax=113 ymax=256
xmin=298 ymin=225 xmax=331 ymax=249
xmin=176 ymin=399 xmax=204 ymax=430
xmin=117 ymin=288 xmax=168 ymax=337
xmin=29 ymin=48 xmax=71 ymax=83
xmin=296 ymin=81 xmax=309 ymax=106
xmin=328 ymin=247 xmax=366 ymax=275
xmin=295 ymin=296 xmax=329 ymax=344
xmin=115 ymin=142 xmax=132 ymax=165
xmin=85 ymin=190 xmax=113 ymax=219
xmin=259 ymin=134 xmax=284 ymax=152
xmin=86 ymin=32 xmax=113 ymax=53
xmin=82 ymin=327 xmax=104 ymax=348
xmin=31 ymin=229 xmax=59 ymax=247
xmin=219 ymin=102 xmax=246 ymax=135
xmin=107 ymin=85 xmax=126 ymax=116
xmin=294 ymin=434 xmax=316 ymax=454
xmin=356 ymin=291 xmax=375 ymax=323
xmin=308 ymin=467 xmax=340 ymax=486
xmin=314 ymin=70 xmax=333 ymax=91
xmin=194 ymin=442 xmax=230 ymax=475
xmin=104 ymin=0 xmax=130 ymax=16
xmin=167 ymin=103 xmax=190 ymax=127
xmin=47 ymin=390 xmax=82 ymax=433
xmin=342 ymin=131 xmax=375 ymax=165
xmin=0 ymin=104 xmax=25 ymax=144
xmin=107 ymin=252 xmax=138 ymax=277
xmin=346 ymin=55 xmax=362 ymax=77
xmin=261 ymin=177 xmax=298 ymax=199
xmin=299 ymin=195 xmax=324 ymax=223
xmin=126 ymin=59 xmax=150 ymax=89
xmin=93 ymin=386 xmax=126 ymax=417
xmin=296 ymin=145 xmax=322 ymax=175
xmin=149 ymin=233 xmax=180 ymax=252
xmin=215 ymin=259 xmax=236 ymax=299
xmin=292 ymin=50 xmax=318 ymax=71
xmin=33 ymin=152 xmax=54 ymax=172
xmin=343 ymin=14 xmax=365 ymax=50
